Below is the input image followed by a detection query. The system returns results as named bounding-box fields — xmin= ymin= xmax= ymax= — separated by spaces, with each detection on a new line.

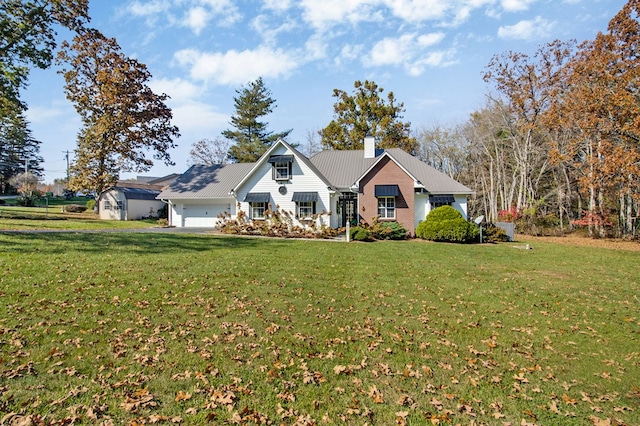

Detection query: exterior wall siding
xmin=127 ymin=199 xmax=164 ymax=220
xmin=99 ymin=190 xmax=125 ymax=220
xmin=236 ymin=145 xmax=332 ymax=228
xmin=424 ymin=195 xmax=469 ymax=220
xmin=99 ymin=189 xmax=163 ymax=221
xmin=359 ymin=156 xmax=416 ymax=234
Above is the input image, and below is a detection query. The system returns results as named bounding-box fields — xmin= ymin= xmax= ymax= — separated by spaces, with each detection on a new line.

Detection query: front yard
xmin=0 ymin=232 xmax=638 ymax=424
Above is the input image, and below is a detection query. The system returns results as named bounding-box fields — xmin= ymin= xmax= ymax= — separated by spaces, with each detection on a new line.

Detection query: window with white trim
xmin=103 ymin=200 xmax=111 ymax=210
xmin=274 ymin=162 xmax=290 ymax=180
xmin=377 ymin=196 xmax=395 ymax=219
xmin=297 ymin=201 xmax=315 ymax=219
xmin=251 ymin=202 xmax=266 ymax=219
xmin=116 ymin=200 xmax=124 ymax=210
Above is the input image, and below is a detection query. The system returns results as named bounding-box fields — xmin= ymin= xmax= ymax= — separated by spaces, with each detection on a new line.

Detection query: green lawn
xmin=0 ymin=205 xmax=158 ymax=230
xmin=0 ymin=233 xmax=638 ymax=425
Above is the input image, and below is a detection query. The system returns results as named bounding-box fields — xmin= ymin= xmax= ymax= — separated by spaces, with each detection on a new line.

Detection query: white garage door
xmin=183 ymin=204 xmax=229 ymax=227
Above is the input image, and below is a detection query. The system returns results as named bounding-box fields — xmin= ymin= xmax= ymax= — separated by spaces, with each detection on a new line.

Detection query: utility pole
xmin=63 ymin=151 xmax=70 ymax=183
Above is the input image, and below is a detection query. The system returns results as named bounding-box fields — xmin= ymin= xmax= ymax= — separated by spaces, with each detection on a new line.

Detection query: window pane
xmin=275 ymin=162 xmax=289 ymax=180
xmin=252 ymin=202 xmax=265 ymax=219
xmin=298 ymin=201 xmax=313 ymax=218
xmin=377 ymin=197 xmax=395 ymax=219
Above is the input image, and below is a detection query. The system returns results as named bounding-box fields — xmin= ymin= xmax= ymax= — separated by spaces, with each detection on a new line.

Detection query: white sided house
xmin=157 ymin=138 xmax=472 ymax=234
xmin=99 ymin=183 xmax=164 ymax=221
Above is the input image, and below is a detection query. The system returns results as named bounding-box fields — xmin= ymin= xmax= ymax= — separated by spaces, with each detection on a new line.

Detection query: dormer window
xmin=268 ymin=155 xmax=293 ymax=181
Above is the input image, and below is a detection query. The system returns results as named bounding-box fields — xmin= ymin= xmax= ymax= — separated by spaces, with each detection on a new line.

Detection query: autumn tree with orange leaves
xmin=57 ymin=29 xmax=180 ymax=201
xmin=468 ymin=1 xmax=640 ymax=238
xmin=544 ymin=0 xmax=640 ymax=238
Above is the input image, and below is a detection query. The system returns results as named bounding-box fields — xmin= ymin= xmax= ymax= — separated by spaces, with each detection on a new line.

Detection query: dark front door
xmin=339 ymin=193 xmax=358 ymax=227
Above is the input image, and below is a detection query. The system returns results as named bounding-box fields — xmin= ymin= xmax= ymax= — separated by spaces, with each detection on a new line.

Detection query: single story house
xmin=99 ymin=182 xmax=166 ymax=221
xmin=157 ymin=137 xmax=472 ymax=234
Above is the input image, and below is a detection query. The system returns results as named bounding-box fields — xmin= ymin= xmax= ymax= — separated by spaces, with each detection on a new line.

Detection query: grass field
xmin=0 ymin=232 xmax=638 ymax=425
xmin=0 ymin=203 xmax=158 ymax=231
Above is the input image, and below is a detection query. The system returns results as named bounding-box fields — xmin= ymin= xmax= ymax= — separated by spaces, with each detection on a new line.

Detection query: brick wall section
xmin=359 ymin=156 xmax=416 ymax=233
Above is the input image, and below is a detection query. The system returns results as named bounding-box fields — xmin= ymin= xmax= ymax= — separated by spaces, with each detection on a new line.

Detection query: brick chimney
xmin=364 ymin=134 xmax=375 ymax=158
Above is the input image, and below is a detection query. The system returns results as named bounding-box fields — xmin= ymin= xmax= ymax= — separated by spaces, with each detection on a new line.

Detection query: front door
xmin=339 ymin=193 xmax=358 ymax=227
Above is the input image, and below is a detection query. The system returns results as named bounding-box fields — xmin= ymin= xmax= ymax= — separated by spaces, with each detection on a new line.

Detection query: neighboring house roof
xmin=157 ymin=163 xmax=254 ymax=199
xmin=118 ymin=186 xmax=162 ymax=201
xmin=100 ymin=182 xmax=163 ymax=201
xmin=145 ymin=174 xmax=180 ymax=187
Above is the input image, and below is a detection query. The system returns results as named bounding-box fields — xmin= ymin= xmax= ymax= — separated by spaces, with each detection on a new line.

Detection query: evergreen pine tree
xmin=223 ymin=77 xmax=292 ymax=163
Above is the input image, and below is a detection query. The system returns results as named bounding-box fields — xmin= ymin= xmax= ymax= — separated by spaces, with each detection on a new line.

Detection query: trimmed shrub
xmin=350 ymin=226 xmax=373 ymax=242
xmin=65 ymin=204 xmax=87 ymax=213
xmin=86 ymin=199 xmax=96 ymax=211
xmin=483 ymin=224 xmax=510 ymax=243
xmin=371 ymin=221 xmax=408 ymax=240
xmin=416 ymin=205 xmax=478 ymax=243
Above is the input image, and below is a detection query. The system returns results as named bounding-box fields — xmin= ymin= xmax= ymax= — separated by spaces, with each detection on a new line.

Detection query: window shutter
xmin=288 ymin=162 xmax=292 ymax=178
xmin=313 ymin=202 xmax=316 ymax=215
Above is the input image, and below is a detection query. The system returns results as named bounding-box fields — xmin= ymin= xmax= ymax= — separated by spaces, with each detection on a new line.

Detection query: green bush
xmin=65 ymin=204 xmax=87 ymax=213
xmin=350 ymin=226 xmax=373 ymax=241
xmin=86 ymin=199 xmax=96 ymax=211
xmin=416 ymin=206 xmax=478 ymax=243
xmin=483 ymin=224 xmax=510 ymax=243
xmin=17 ymin=194 xmax=39 ymax=207
xmin=371 ymin=221 xmax=407 ymax=240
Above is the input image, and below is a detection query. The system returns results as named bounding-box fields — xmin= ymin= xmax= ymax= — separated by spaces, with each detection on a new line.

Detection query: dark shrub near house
xmin=350 ymin=226 xmax=373 ymax=241
xmin=371 ymin=221 xmax=408 ymax=240
xmin=416 ymin=205 xmax=478 ymax=243
xmin=483 ymin=223 xmax=510 ymax=242
xmin=65 ymin=204 xmax=87 ymax=213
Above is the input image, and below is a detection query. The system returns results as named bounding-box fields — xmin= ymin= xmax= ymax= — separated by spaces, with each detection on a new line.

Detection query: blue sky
xmin=23 ymin=0 xmax=626 ymax=183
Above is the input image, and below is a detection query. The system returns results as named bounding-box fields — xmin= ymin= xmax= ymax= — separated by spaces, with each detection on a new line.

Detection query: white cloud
xmin=501 ymin=0 xmax=537 ymax=12
xmin=367 ymin=32 xmax=446 ymax=73
xmin=173 ymin=47 xmax=300 ymax=85
xmin=251 ymin=14 xmax=298 ymax=45
xmin=148 ymin=78 xmax=228 ymax=143
xmin=149 ymin=77 xmax=203 ymax=103
xmin=171 ymin=101 xmax=229 ymax=133
xmin=200 ymin=0 xmax=242 ymax=26
xmin=498 ymin=16 xmax=554 ymax=40
xmin=127 ymin=0 xmax=241 ymax=33
xmin=299 ymin=0 xmax=379 ymax=30
xmin=334 ymin=44 xmax=363 ymax=67
xmin=382 ymin=0 xmax=449 ymax=23
xmin=126 ymin=0 xmax=171 ymax=17
xmin=181 ymin=7 xmax=210 ymax=34
xmin=26 ymin=105 xmax=68 ymax=124
xmin=262 ymin=0 xmax=293 ymax=11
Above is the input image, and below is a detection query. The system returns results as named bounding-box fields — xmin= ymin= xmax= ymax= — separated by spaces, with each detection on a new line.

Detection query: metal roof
xmin=118 ymin=186 xmax=162 ymax=200
xmin=384 ymin=149 xmax=472 ymax=194
xmin=309 ymin=148 xmax=471 ymax=194
xmin=156 ymin=163 xmax=254 ymax=199
xmin=309 ymin=150 xmax=378 ymax=189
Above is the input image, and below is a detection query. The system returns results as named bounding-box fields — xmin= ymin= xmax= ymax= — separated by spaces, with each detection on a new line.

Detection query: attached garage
xmin=181 ymin=203 xmax=232 ymax=227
